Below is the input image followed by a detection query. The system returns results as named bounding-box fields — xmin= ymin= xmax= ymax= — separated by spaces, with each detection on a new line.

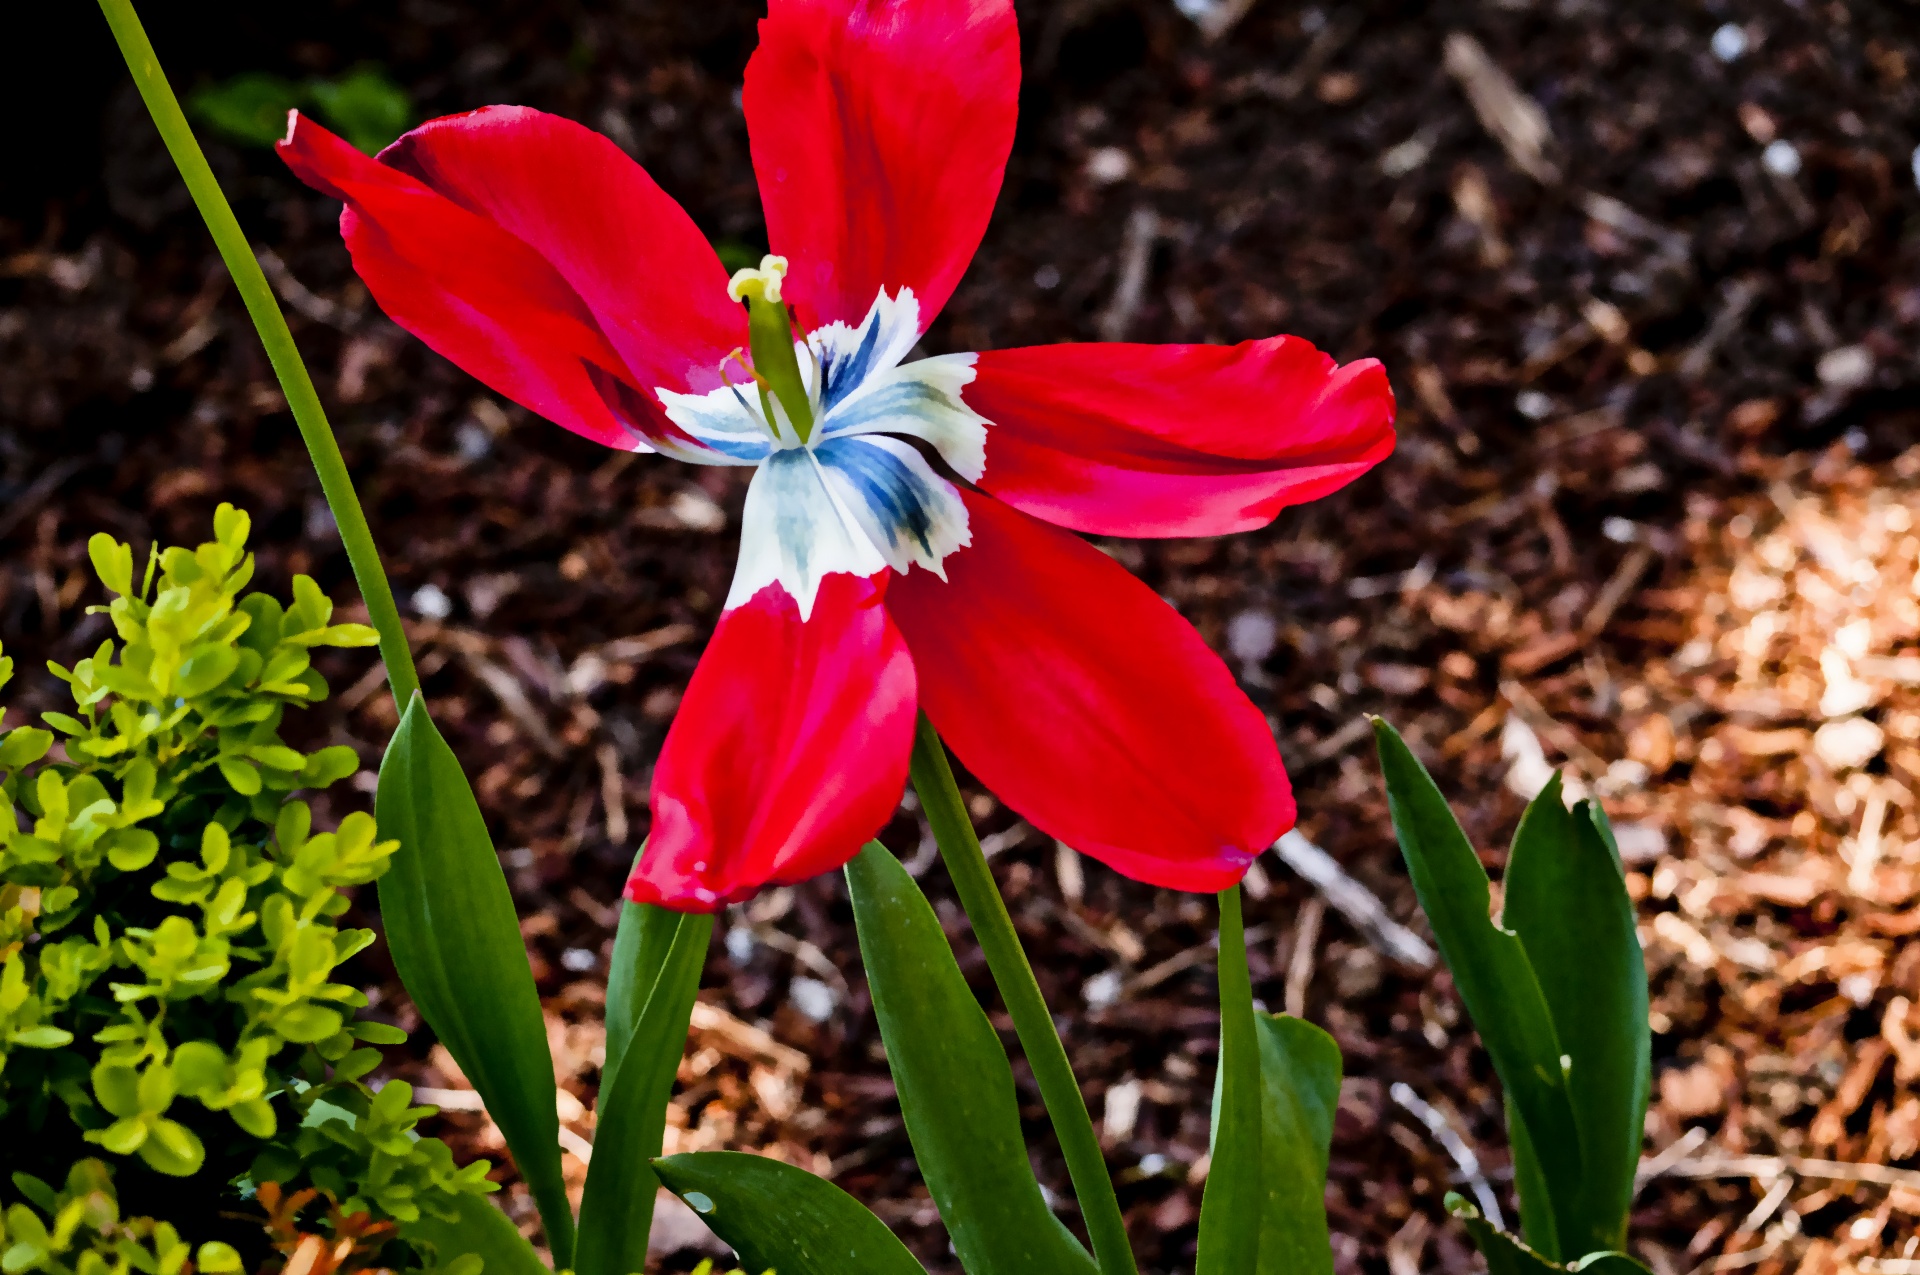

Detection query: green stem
xmin=1196 ymin=884 xmax=1261 ymax=1273
xmin=94 ymin=0 xmax=420 ymax=711
xmin=909 ymin=714 xmax=1139 ymax=1275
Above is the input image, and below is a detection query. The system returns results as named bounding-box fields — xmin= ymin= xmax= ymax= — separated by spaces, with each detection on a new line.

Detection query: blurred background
xmin=5 ymin=1 xmax=1920 ymax=1271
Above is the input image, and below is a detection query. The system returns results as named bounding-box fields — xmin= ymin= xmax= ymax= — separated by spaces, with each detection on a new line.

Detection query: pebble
xmin=1813 ymin=716 xmax=1884 ymax=771
xmin=1226 ymin=609 xmax=1279 ymax=666
xmin=1711 ymin=23 xmax=1749 ymax=62
xmin=1084 ymin=147 xmax=1134 ymax=186
xmin=1817 ymin=344 xmax=1874 ymax=390
xmin=411 ymin=582 xmax=453 ymax=620
xmin=1083 ymin=968 xmax=1123 ymax=1010
xmin=1611 ymin=820 xmax=1667 ymax=864
xmin=1761 ymin=139 xmax=1802 ymax=178
xmin=788 ymin=975 xmax=837 ymax=1023
xmin=1501 ymin=715 xmax=1556 ymax=800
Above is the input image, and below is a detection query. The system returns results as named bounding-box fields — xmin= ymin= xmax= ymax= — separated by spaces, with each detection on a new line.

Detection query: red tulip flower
xmin=278 ymin=0 xmax=1395 ymax=911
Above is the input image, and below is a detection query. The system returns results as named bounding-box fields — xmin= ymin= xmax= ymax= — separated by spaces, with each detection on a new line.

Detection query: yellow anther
xmin=726 ymin=254 xmax=789 ymax=305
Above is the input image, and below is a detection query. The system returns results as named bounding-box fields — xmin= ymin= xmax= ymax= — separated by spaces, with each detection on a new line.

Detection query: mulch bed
xmin=5 ymin=0 xmax=1920 ymax=1271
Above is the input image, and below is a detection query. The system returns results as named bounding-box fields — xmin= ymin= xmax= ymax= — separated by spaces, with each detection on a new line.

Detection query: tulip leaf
xmin=401 ymin=1193 xmax=548 ymax=1275
xmin=1255 ymin=1012 xmax=1342 ymax=1275
xmin=1504 ymin=785 xmax=1650 ymax=1255
xmin=376 ymin=694 xmax=572 ymax=1265
xmin=654 ymin=1151 xmax=927 ymax=1274
xmin=845 ymin=842 xmax=1099 ymax=1275
xmin=1198 ymin=887 xmax=1263 ymax=1275
xmin=1449 ymin=1195 xmax=1651 ymax=1275
xmin=575 ymin=908 xmax=712 ymax=1275
xmin=604 ymin=851 xmax=676 ymax=1090
xmin=1371 ymin=718 xmax=1583 ymax=1260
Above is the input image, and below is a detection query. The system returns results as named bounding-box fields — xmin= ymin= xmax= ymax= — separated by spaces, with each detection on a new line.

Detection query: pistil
xmin=727 ymin=255 xmax=816 ymax=442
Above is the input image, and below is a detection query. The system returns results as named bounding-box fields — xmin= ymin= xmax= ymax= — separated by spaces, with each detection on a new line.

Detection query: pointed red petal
xmin=743 ymin=0 xmax=1018 ymax=331
xmin=377 ymin=105 xmax=743 ymax=395
xmin=630 ymin=572 xmax=918 ymax=911
xmin=887 ymin=493 xmax=1292 ymax=891
xmin=971 ymin=338 xmax=1396 ymax=537
xmin=278 ymin=110 xmax=742 ymax=451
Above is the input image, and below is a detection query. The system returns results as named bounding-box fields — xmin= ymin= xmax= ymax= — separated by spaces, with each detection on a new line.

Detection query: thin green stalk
xmin=909 ymin=714 xmax=1139 ymax=1275
xmin=1196 ymin=883 xmax=1262 ymax=1271
xmin=94 ymin=0 xmax=420 ymax=711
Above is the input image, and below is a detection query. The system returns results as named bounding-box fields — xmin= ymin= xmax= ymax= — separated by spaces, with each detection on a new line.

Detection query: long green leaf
xmin=1504 ymin=785 xmax=1650 ymax=1254
xmin=376 ymin=695 xmax=572 ymax=1264
xmin=1370 ymin=718 xmax=1583 ymax=1260
xmin=1254 ymin=1013 xmax=1342 ymax=1275
xmin=845 ymin=842 xmax=1099 ymax=1275
xmin=1507 ymin=1094 xmax=1557 ymax=1254
xmin=1456 ymin=1208 xmax=1563 ymax=1275
xmin=401 ymin=1194 xmax=548 ymax=1275
xmin=1450 ymin=1196 xmax=1650 ymax=1275
xmin=575 ymin=909 xmax=712 ymax=1275
xmin=654 ymin=1152 xmax=927 ymax=1275
xmin=1197 ymin=887 xmax=1262 ymax=1274
xmin=603 ymin=857 xmax=676 ymax=1090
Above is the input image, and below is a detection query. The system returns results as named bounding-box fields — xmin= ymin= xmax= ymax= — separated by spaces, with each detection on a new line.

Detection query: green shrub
xmin=0 ymin=506 xmax=492 ymax=1270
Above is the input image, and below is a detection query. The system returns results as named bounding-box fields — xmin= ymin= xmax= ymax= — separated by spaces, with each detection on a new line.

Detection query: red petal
xmin=278 ymin=110 xmax=741 ymax=451
xmin=887 ymin=493 xmax=1292 ymax=891
xmin=970 ymin=338 xmax=1396 ymax=537
xmin=630 ymin=572 xmax=918 ymax=911
xmin=743 ymin=0 xmax=1018 ymax=332
xmin=379 ymin=106 xmax=743 ymax=395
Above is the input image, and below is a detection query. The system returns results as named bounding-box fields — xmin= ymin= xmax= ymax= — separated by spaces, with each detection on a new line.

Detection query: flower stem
xmin=909 ymin=714 xmax=1139 ymax=1275
xmin=1196 ymin=883 xmax=1262 ymax=1271
xmin=94 ymin=0 xmax=420 ymax=711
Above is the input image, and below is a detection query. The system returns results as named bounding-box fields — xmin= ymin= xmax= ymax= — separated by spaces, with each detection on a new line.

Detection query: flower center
xmin=727 ymin=255 xmax=816 ymax=442
xmin=653 ymin=283 xmax=992 ymax=619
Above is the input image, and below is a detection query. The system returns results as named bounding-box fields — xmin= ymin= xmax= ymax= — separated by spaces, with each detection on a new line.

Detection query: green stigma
xmin=727 ymin=255 xmax=815 ymax=442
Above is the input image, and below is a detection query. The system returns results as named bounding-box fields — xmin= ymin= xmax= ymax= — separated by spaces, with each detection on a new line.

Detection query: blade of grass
xmin=93 ymin=0 xmax=418 ymax=711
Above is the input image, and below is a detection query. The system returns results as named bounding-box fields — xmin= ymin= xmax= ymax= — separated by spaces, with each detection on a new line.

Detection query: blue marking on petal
xmin=821 ymin=377 xmax=963 ymax=439
xmin=815 ymin=436 xmax=937 ymax=557
xmin=820 ymin=315 xmax=884 ymax=411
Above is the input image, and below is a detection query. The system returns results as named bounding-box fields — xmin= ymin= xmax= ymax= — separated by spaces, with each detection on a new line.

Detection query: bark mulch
xmin=4 ymin=1 xmax=1920 ymax=1271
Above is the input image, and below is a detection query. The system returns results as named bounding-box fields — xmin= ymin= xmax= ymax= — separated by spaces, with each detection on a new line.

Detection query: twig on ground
xmin=1390 ymin=1082 xmax=1505 ymax=1229
xmin=256 ymin=247 xmax=350 ymax=328
xmin=1636 ymin=1127 xmax=1710 ymax=1189
xmin=0 ymin=457 xmax=88 ymax=542
xmin=747 ymin=925 xmax=853 ymax=1009
xmin=1584 ymin=544 xmax=1658 ymax=637
xmin=1121 ymin=924 xmax=1270 ymax=997
xmin=466 ymin=652 xmax=565 ymax=758
xmin=1270 ymin=10 xmax=1362 ymax=96
xmin=1650 ymin=1155 xmax=1920 ymax=1191
xmin=1679 ymin=277 xmax=1762 ymax=379
xmin=1271 ymin=830 xmax=1437 ymax=969
xmin=596 ymin=742 xmax=630 ymax=847
xmin=1443 ymin=32 xmax=1559 ymax=183
xmin=1284 ymin=896 xmax=1326 ymax=1018
xmin=1096 ymin=207 xmax=1161 ymax=342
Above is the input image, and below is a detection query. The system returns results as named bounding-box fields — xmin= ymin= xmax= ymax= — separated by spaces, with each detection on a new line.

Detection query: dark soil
xmin=5 ymin=1 xmax=1920 ymax=1272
